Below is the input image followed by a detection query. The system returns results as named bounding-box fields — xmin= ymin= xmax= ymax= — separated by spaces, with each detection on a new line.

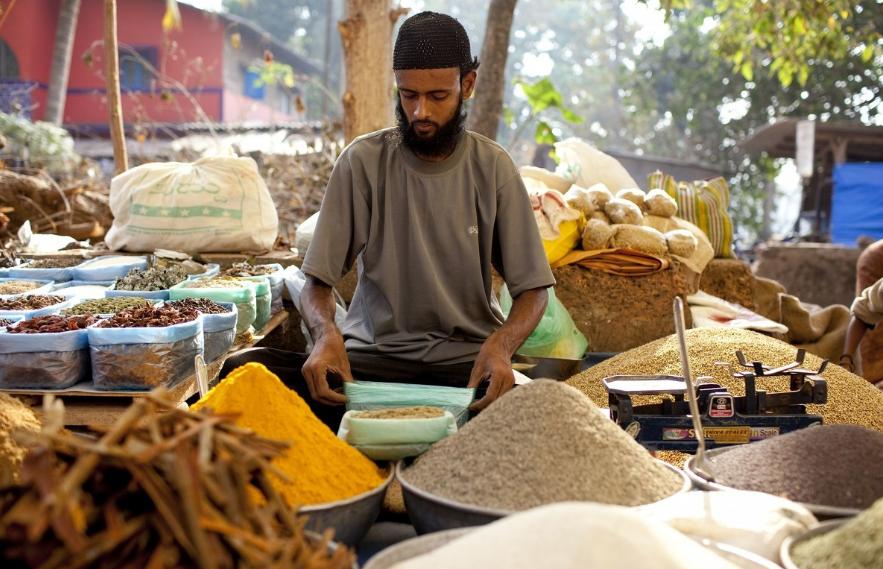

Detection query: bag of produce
xmin=72 ymin=256 xmax=148 ymax=282
xmin=344 ymin=381 xmax=476 ymax=427
xmin=0 ymin=295 xmax=77 ymax=320
xmin=170 ymin=277 xmax=256 ymax=335
xmin=0 ymin=278 xmax=55 ymax=297
xmin=105 ymin=154 xmax=279 ymax=253
xmin=231 ymin=275 xmax=271 ymax=331
xmin=164 ymin=299 xmax=237 ymax=363
xmin=87 ymin=305 xmax=204 ymax=390
xmin=52 ymin=280 xmax=114 ymax=299
xmin=500 ymin=285 xmax=588 ymax=360
xmin=337 ymin=407 xmax=458 ymax=461
xmin=554 ymin=138 xmax=639 ymax=192
xmin=8 ymin=257 xmax=85 ymax=282
xmin=220 ymin=262 xmax=285 ymax=315
xmin=0 ymin=315 xmax=97 ymax=389
xmin=610 ymin=224 xmax=668 ymax=257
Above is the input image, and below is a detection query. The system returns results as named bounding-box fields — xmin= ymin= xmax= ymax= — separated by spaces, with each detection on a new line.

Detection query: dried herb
xmin=183 ymin=277 xmax=248 ymax=290
xmin=0 ymin=281 xmax=45 ymax=295
xmin=165 ymin=298 xmax=230 ymax=314
xmin=0 ymin=295 xmax=64 ymax=311
xmin=63 ymin=297 xmax=153 ymax=316
xmin=114 ymin=266 xmax=188 ymax=291
xmin=7 ymin=314 xmax=96 ymax=334
xmin=97 ymin=305 xmax=198 ymax=328
xmin=0 ymin=391 xmax=356 ymax=569
xmin=0 ymin=319 xmax=13 ymax=327
xmin=222 ymin=262 xmax=278 ymax=277
xmin=20 ymin=257 xmax=84 ymax=269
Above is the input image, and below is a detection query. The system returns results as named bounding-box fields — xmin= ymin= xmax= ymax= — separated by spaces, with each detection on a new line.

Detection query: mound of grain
xmin=401 ymin=380 xmax=682 ymax=511
xmin=710 ymin=424 xmax=883 ymax=509
xmin=0 ymin=393 xmax=40 ymax=487
xmin=566 ymin=328 xmax=883 ymax=432
xmin=793 ymin=496 xmax=883 ymax=569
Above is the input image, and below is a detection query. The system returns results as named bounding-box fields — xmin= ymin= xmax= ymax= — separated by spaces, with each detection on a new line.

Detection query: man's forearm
xmin=844 ymin=316 xmax=869 ymax=357
xmin=301 ymin=276 xmax=342 ymax=342
xmin=489 ymin=287 xmax=549 ymax=357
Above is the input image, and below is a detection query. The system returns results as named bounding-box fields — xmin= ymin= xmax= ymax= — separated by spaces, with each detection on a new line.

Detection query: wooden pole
xmin=104 ymin=0 xmax=128 ymax=174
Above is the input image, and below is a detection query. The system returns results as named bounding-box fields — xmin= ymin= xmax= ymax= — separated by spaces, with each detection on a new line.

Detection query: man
xmin=841 ymin=239 xmax=883 ymax=380
xmin=223 ymin=12 xmax=553 ymax=418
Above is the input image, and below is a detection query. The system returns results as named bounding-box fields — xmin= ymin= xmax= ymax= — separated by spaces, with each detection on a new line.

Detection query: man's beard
xmin=395 ymin=97 xmax=466 ymax=158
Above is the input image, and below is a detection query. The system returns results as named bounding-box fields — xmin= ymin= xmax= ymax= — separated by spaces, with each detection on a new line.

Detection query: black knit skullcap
xmin=393 ymin=12 xmax=478 ymax=74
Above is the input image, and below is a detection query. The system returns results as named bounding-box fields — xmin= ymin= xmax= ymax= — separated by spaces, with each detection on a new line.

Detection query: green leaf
xmin=797 ymin=65 xmax=809 ymax=86
xmin=777 ymin=66 xmax=794 ymax=87
xmin=561 ymin=107 xmax=584 ymax=124
xmin=534 ymin=121 xmax=557 ymax=145
xmin=740 ymin=62 xmax=754 ymax=81
xmin=502 ymin=106 xmax=515 ymax=127
xmin=792 ymin=16 xmax=806 ymax=35
xmin=862 ymin=44 xmax=875 ymax=62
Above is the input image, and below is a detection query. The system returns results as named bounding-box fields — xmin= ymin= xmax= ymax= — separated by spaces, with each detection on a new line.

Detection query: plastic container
xmin=106 ymin=287 xmax=172 ymax=301
xmin=198 ymin=302 xmax=238 ymax=362
xmin=72 ymin=256 xmax=148 ymax=282
xmin=87 ymin=316 xmax=204 ymax=390
xmin=0 ymin=278 xmax=56 ymax=298
xmin=0 ymin=325 xmax=91 ymax=388
xmin=0 ymin=296 xmax=78 ymax=320
xmin=218 ymin=263 xmax=284 ymax=314
xmin=8 ymin=262 xmax=81 ymax=282
xmin=53 ymin=280 xmax=115 ymax=299
xmin=169 ymin=279 xmax=256 ymax=335
xmin=235 ymin=275 xmax=271 ymax=330
xmin=192 ymin=263 xmax=220 ymax=279
xmin=345 ymin=381 xmax=476 ymax=427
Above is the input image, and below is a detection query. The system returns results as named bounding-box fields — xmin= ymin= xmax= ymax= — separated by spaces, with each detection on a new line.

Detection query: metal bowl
xmin=363 ymin=528 xmax=472 ymax=569
xmin=397 ymin=459 xmax=691 ymax=535
xmin=301 ymin=467 xmax=394 ymax=546
xmin=779 ymin=520 xmax=847 ymax=569
xmin=685 ymin=448 xmax=862 ymax=520
xmin=511 ymin=355 xmax=582 ymax=380
xmin=305 ymin=530 xmax=361 ymax=569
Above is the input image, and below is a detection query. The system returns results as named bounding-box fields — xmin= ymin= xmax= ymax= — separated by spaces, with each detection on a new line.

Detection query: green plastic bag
xmin=344 ymin=381 xmax=475 ymax=426
xmin=499 ymin=285 xmax=588 ymax=359
xmin=337 ymin=409 xmax=458 ymax=461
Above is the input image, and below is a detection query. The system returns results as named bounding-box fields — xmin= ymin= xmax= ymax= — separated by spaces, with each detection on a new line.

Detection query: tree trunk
xmin=45 ymin=0 xmax=81 ymax=125
xmin=339 ymin=0 xmax=408 ymax=143
xmin=104 ymin=0 xmax=127 ymax=174
xmin=466 ymin=0 xmax=518 ymax=141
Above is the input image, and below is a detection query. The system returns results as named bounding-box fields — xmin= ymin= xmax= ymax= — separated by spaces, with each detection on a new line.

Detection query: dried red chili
xmin=0 ymin=295 xmax=65 ymax=311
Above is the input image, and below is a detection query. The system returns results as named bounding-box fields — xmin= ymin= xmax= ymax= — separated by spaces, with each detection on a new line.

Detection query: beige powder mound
xmin=0 ymin=393 xmax=40 ymax=487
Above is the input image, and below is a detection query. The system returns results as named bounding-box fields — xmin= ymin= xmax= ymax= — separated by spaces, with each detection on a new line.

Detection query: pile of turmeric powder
xmin=192 ymin=363 xmax=386 ymax=506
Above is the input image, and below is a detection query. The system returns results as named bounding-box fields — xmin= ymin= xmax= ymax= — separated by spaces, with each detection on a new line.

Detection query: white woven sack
xmin=105 ymin=153 xmax=278 ymax=252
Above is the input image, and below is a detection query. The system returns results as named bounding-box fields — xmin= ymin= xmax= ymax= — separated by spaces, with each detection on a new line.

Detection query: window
xmin=0 ymin=39 xmax=20 ymax=79
xmin=119 ymin=47 xmax=157 ymax=91
xmin=243 ymin=68 xmax=265 ymax=101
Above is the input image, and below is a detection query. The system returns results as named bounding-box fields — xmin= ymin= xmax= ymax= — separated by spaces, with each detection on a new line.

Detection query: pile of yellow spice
xmin=192 ymin=363 xmax=386 ymax=506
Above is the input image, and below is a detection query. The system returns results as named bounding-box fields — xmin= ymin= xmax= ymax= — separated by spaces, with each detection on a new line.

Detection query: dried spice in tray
xmin=182 ymin=276 xmax=249 ymax=289
xmin=7 ymin=314 xmax=97 ymax=334
xmin=97 ymin=305 xmax=198 ymax=328
xmin=63 ymin=297 xmax=152 ymax=315
xmin=0 ymin=281 xmax=45 ymax=295
xmin=0 ymin=319 xmax=13 ymax=327
xmin=0 ymin=295 xmax=64 ymax=310
xmin=165 ymin=298 xmax=230 ymax=314
xmin=114 ymin=265 xmax=188 ymax=291
xmin=20 ymin=258 xmax=83 ymax=269
xmin=222 ymin=261 xmax=278 ymax=277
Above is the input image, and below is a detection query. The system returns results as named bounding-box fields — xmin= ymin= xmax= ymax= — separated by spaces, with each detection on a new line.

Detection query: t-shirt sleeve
xmin=301 ymin=148 xmax=370 ymax=287
xmin=852 ymin=278 xmax=883 ymax=327
xmin=492 ymin=154 xmax=556 ymax=298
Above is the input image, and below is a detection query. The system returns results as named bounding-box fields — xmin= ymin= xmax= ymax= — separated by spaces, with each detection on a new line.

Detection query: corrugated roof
xmin=740 ymin=118 xmax=883 ymax=161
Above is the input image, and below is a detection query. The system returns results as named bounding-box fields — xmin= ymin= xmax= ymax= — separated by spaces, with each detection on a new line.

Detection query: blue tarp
xmin=831 ymin=163 xmax=883 ymax=245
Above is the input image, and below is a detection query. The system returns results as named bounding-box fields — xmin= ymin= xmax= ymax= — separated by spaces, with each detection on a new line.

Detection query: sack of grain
xmin=582 ymin=218 xmax=615 ymax=251
xmin=644 ymin=189 xmax=678 ymax=218
xmin=564 ymin=185 xmax=596 ymax=216
xmin=665 ymin=229 xmax=698 ymax=257
xmin=605 ymin=198 xmax=644 ymax=225
xmin=616 ymin=188 xmax=646 ymax=209
xmin=591 ymin=210 xmax=611 ymax=223
xmin=553 ymin=138 xmax=639 ymax=192
xmin=520 ymin=166 xmax=572 ymax=193
xmin=610 ymin=225 xmax=668 ymax=256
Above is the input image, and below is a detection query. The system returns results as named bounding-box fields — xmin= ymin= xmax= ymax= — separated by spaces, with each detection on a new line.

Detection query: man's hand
xmin=468 ymin=338 xmax=516 ymax=411
xmin=302 ymin=331 xmax=351 ymax=405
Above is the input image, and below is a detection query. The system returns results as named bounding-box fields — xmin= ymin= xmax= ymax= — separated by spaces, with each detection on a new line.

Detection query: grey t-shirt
xmin=302 ymin=128 xmax=555 ymax=364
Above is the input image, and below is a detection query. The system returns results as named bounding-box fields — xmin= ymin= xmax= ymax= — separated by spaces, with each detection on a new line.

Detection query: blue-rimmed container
xmin=0 ymin=278 xmax=56 ymax=297
xmin=106 ymin=287 xmax=174 ymax=301
xmin=0 ymin=315 xmax=24 ymax=329
xmin=87 ymin=315 xmax=204 ymax=390
xmin=0 ymin=322 xmax=92 ymax=388
xmin=193 ymin=263 xmax=220 ymax=279
xmin=0 ymin=295 xmax=78 ymax=320
xmin=8 ymin=260 xmax=84 ymax=282
xmin=72 ymin=256 xmax=148 ymax=282
xmin=53 ymin=280 xmax=115 ymax=299
xmin=218 ymin=263 xmax=284 ymax=314
xmin=169 ymin=279 xmax=256 ymax=335
xmin=164 ymin=300 xmax=238 ymax=363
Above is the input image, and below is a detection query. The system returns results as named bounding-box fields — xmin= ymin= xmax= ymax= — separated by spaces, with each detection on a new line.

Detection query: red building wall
xmin=0 ymin=0 xmax=61 ymax=115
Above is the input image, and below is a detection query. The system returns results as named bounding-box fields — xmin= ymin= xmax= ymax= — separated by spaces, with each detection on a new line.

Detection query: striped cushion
xmin=647 ymin=171 xmax=734 ymax=258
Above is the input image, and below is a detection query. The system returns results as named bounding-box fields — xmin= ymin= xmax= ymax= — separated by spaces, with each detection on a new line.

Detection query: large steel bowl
xmin=363 ymin=528 xmax=472 ymax=569
xmin=779 ymin=519 xmax=847 ymax=569
xmin=397 ymin=459 xmax=691 ymax=535
xmin=685 ymin=448 xmax=861 ymax=520
xmin=301 ymin=467 xmax=394 ymax=546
